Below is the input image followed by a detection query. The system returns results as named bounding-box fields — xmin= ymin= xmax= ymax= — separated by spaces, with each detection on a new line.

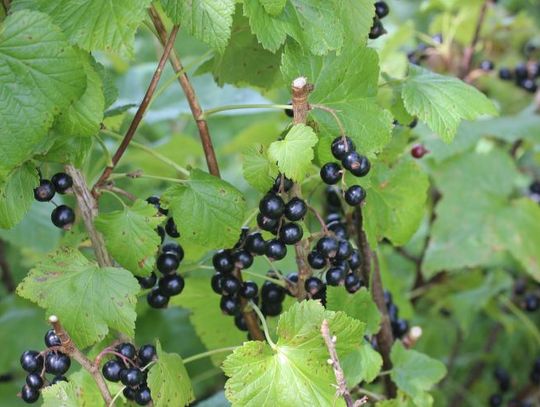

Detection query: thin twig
xmin=0 ymin=240 xmax=15 ymax=292
xmin=460 ymin=0 xmax=491 ymax=79
xmin=311 ymin=104 xmax=346 ymax=136
xmin=92 ymin=25 xmax=179 ymax=193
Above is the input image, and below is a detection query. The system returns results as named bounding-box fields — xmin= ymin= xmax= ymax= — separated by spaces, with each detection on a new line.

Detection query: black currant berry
xmin=147 ymin=288 xmax=169 ymax=308
xmin=234 ymin=314 xmax=248 ymax=331
xmin=220 ymin=296 xmax=240 ymax=315
xmin=320 ymin=163 xmax=343 ymax=185
xmin=146 ymin=196 xmax=160 ymax=207
xmin=284 ymin=103 xmax=294 ymax=118
xmin=165 ymin=218 xmax=180 ymax=238
xmin=392 ymin=319 xmax=409 ymax=338
xmin=345 ymin=273 xmax=362 ymax=293
xmin=499 ymin=68 xmax=513 ymax=80
xmin=515 ymin=63 xmax=528 ymax=81
xmin=102 ymin=360 xmax=123 ymax=382
xmin=335 ymin=240 xmax=353 ymax=261
xmin=261 ymin=281 xmax=285 ymax=304
xmin=272 ymin=175 xmax=294 ymax=193
xmin=211 ymin=273 xmax=224 ymax=294
xmin=44 ymin=329 xmax=61 ymax=348
xmin=326 ymin=213 xmax=341 ymax=223
xmin=308 ymin=250 xmax=326 ymax=269
xmin=326 ymin=186 xmax=343 ymax=209
xmin=305 ymin=277 xmax=324 ymax=296
xmin=344 ymin=185 xmax=366 ymax=206
xmin=530 ymin=181 xmax=540 ymax=195
xmin=349 ymin=250 xmax=361 ymax=270
xmin=158 ymin=274 xmax=185 ymax=296
xmin=138 ymin=344 xmax=156 ymax=366
xmin=332 ymin=259 xmax=350 ymax=273
xmin=20 ymin=351 xmax=43 ymax=373
xmin=316 ymin=236 xmax=339 ymax=258
xmin=51 ymin=173 xmax=73 ymax=194
xmin=369 ymin=18 xmax=386 ymax=39
xmin=116 ymin=343 xmax=137 ymax=361
xmin=44 ymin=352 xmax=71 ymax=375
xmin=257 ymin=213 xmax=279 ymax=233
xmin=123 ymin=387 xmax=137 ymax=401
xmin=25 ymin=373 xmax=43 ymax=389
xmin=245 ymin=232 xmax=266 ymax=255
xmin=331 ymin=136 xmax=356 ymax=160
xmin=387 ymin=303 xmax=399 ymax=322
xmin=520 ymin=78 xmax=538 ymax=93
xmin=135 ymin=386 xmax=152 ymax=405
xmin=240 ymin=281 xmax=258 ymax=299
xmin=259 ymin=193 xmax=285 ymax=219
xmin=411 ymin=144 xmax=429 ymax=159
xmin=212 ymin=249 xmax=235 ymax=273
xmin=374 ymin=1 xmax=389 ymax=19
xmin=524 ymin=293 xmax=539 ymax=312
xmin=265 ymin=239 xmax=287 ymax=260
xmin=20 ymin=385 xmax=40 ymax=403
xmin=262 ymin=302 xmax=283 ymax=317
xmin=137 ymin=272 xmax=157 ymax=289
xmin=120 ymin=367 xmax=144 ymax=387
xmin=342 ymin=152 xmax=370 ymax=177
xmin=326 ymin=267 xmax=345 ymax=286
xmin=284 ymin=198 xmax=307 ymax=221
xmin=232 ymin=250 xmax=254 ymax=269
xmin=480 ymin=60 xmax=494 ymax=72
xmin=156 ymin=252 xmax=179 ymax=274
xmin=34 ymin=180 xmax=55 ymax=202
xmin=221 ymin=275 xmax=241 ymax=295
xmin=384 ymin=290 xmax=393 ymax=305
xmin=279 ymin=222 xmax=303 ymax=245
xmin=51 ymin=205 xmax=75 ymax=229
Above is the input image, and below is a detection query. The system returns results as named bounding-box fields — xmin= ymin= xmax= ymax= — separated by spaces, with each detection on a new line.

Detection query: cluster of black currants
xmin=320 ymin=136 xmax=369 ymax=206
xmin=488 ymin=363 xmax=539 ymax=407
xmin=19 ymin=329 xmax=70 ymax=403
xmin=146 ymin=196 xmax=180 ymax=243
xmin=385 ymin=291 xmax=409 ymax=340
xmin=33 ymin=172 xmax=75 ymax=230
xmin=101 ymin=343 xmax=156 ymax=405
xmin=513 ymin=278 xmax=539 ymax=313
xmin=497 ymin=61 xmax=540 ymax=93
xmin=369 ymin=1 xmax=389 ymax=40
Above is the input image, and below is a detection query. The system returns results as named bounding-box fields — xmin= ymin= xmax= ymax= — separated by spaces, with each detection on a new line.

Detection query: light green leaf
xmin=268 ymin=124 xmax=318 ymax=182
xmin=0 ymin=10 xmax=86 ymax=178
xmin=95 ymin=200 xmax=164 ymax=277
xmin=148 ymin=342 xmax=195 ymax=407
xmin=390 ymin=341 xmax=446 ymax=406
xmin=261 ymin=0 xmax=286 ymax=15
xmin=12 ymin=0 xmax=153 ymax=56
xmin=402 ymin=65 xmax=498 ymax=142
xmin=326 ymin=287 xmax=381 ymax=335
xmin=161 ymin=0 xmax=235 ymax=51
xmin=223 ymin=301 xmax=364 ymax=407
xmin=17 ymin=248 xmax=139 ymax=348
xmin=161 ymin=169 xmax=246 ymax=250
xmin=243 ymin=145 xmax=279 ymax=193
xmin=0 ymin=163 xmax=39 ymax=229
xmin=281 ymin=44 xmax=393 ymax=155
xmin=363 ymin=160 xmax=429 ymax=247
xmin=342 ymin=340 xmax=383 ymax=385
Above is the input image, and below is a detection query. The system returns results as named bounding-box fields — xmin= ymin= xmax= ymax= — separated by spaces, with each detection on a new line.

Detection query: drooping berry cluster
xmin=19 ymin=329 xmax=70 ymax=403
xmin=384 ymin=291 xmax=410 ymax=339
xmin=33 ymin=172 xmax=75 ymax=230
xmin=488 ymin=361 xmax=540 ymax=407
xmin=369 ymin=1 xmax=389 ymax=40
xmin=101 ymin=343 xmax=156 ymax=405
xmin=320 ymin=136 xmax=369 ymax=206
xmin=498 ymin=61 xmax=540 ymax=93
xmin=145 ymin=196 xmax=180 ymax=243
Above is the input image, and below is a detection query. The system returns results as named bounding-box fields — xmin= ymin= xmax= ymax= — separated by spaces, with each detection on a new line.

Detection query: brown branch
xmin=148 ymin=7 xmax=220 ymax=177
xmin=0 ymin=240 xmax=15 ymax=292
xmin=65 ymin=166 xmax=113 ymax=267
xmin=354 ymin=208 xmax=371 ymax=286
xmin=459 ymin=0 xmax=491 ymax=79
xmin=49 ymin=315 xmax=112 ymax=405
xmin=233 ymin=269 xmax=265 ymax=341
xmin=92 ymin=25 xmax=179 ymax=193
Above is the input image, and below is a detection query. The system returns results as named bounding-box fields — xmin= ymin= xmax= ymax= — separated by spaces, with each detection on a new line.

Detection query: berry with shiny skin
xmin=116 ymin=343 xmax=136 ymax=360
xmin=120 ymin=367 xmax=144 ymax=387
xmin=374 ymin=1 xmax=389 ymax=19
xmin=344 ymin=185 xmax=366 ymax=206
xmin=326 ymin=267 xmax=345 ymax=286
xmin=480 ymin=60 xmax=494 ymax=71
xmin=234 ymin=314 xmax=248 ymax=331
xmin=245 ymin=232 xmax=266 ymax=255
xmin=51 ymin=205 xmax=75 ymax=229
xmin=123 ymin=387 xmax=136 ymax=401
xmin=102 ymin=360 xmax=123 ymax=382
xmin=369 ymin=19 xmax=386 ymax=39
xmin=349 ymin=250 xmax=361 ymax=270
xmin=161 ymin=243 xmax=184 ymax=262
xmin=20 ymin=351 xmax=43 ymax=373
xmin=331 ymin=136 xmax=356 ymax=160
xmin=284 ymin=198 xmax=307 ymax=221
xmin=345 ymin=273 xmax=362 ymax=293
xmin=308 ymin=250 xmax=326 ymax=269
xmin=257 ymin=213 xmax=279 ymax=233
xmin=316 ymin=236 xmax=339 ymax=258
xmin=262 ymin=302 xmax=283 ymax=317
xmin=232 ymin=250 xmax=254 ymax=269
xmin=212 ymin=250 xmax=234 ymax=273
xmin=137 ymin=272 xmax=157 ymax=289
xmin=265 ymin=239 xmax=287 ymax=260
xmin=335 ymin=240 xmax=353 ymax=261
xmin=524 ymin=293 xmax=539 ymax=312
xmin=342 ymin=152 xmax=370 ymax=177
xmin=240 ymin=281 xmax=258 ymax=299
xmin=220 ymin=296 xmax=240 ymax=315
xmin=34 ymin=180 xmax=55 ymax=202
xmin=320 ymin=163 xmax=343 ymax=185
xmin=499 ymin=68 xmax=513 ymax=80
xmin=272 ymin=175 xmax=294 ymax=193
xmin=147 ymin=289 xmax=169 ymax=308
xmin=138 ymin=345 xmax=156 ymax=365
xmin=135 ymin=386 xmax=152 ymax=405
xmin=326 ymin=186 xmax=342 ymax=209
xmin=44 ymin=329 xmax=61 ymax=347
xmin=261 ymin=281 xmax=285 ymax=303
xmin=328 ymin=221 xmax=348 ymax=239
xmin=156 ymin=252 xmax=179 ymax=274
xmin=21 ymin=385 xmax=40 ymax=403
xmin=45 ymin=352 xmax=71 ymax=375
xmin=411 ymin=144 xmax=429 ymax=159
xmin=279 ymin=222 xmax=303 ymax=245
xmin=259 ymin=193 xmax=285 ymax=219
xmin=305 ymin=277 xmax=325 ymax=296
xmin=158 ymin=274 xmax=185 ymax=296
xmin=51 ymin=173 xmax=73 ymax=194
xmin=25 ymin=373 xmax=43 ymax=389
xmin=211 ymin=273 xmax=223 ymax=294
xmin=221 ymin=275 xmax=241 ymax=295
xmin=165 ymin=218 xmax=180 ymax=238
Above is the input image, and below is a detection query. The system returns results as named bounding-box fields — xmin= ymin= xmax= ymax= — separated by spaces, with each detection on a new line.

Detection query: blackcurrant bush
xmin=211 ymin=273 xmax=224 ymax=294
xmin=102 ymin=360 xmax=123 ymax=382
xmin=369 ymin=18 xmax=386 ymax=39
xmin=232 ymin=250 xmax=254 ymax=269
xmin=234 ymin=313 xmax=248 ymax=331
xmin=135 ymin=386 xmax=152 ymax=405
xmin=344 ymin=185 xmax=366 ymax=206
xmin=156 ymin=252 xmax=179 ymax=274
xmin=221 ymin=275 xmax=241 ymax=295
xmin=259 ymin=193 xmax=285 ymax=219
xmin=25 ymin=373 xmax=43 ymax=389
xmin=51 ymin=173 xmax=73 ymax=194
xmin=158 ymin=274 xmax=185 ymax=296
xmin=479 ymin=60 xmax=494 ymax=72
xmin=44 ymin=352 xmax=71 ymax=375
xmin=165 ymin=218 xmax=180 ymax=238
xmin=279 ymin=222 xmax=303 ymax=245
xmin=44 ymin=329 xmax=61 ymax=348
xmin=21 ymin=384 xmax=40 ymax=403
xmin=220 ymin=296 xmax=240 ymax=315
xmin=316 ymin=236 xmax=339 ymax=258
xmin=257 ymin=213 xmax=279 ymax=233
xmin=261 ymin=281 xmax=286 ymax=304
xmin=320 ymin=163 xmax=343 ymax=185
xmin=137 ymin=272 xmax=157 ymax=289
xmin=265 ymin=239 xmax=287 ymax=260
xmin=345 ymin=273 xmax=362 ymax=293
xmin=499 ymin=68 xmax=513 ymax=80
xmin=51 ymin=205 xmax=75 ymax=229
xmin=138 ymin=344 xmax=156 ymax=366
xmin=349 ymin=250 xmax=361 ymax=270
xmin=147 ymin=288 xmax=169 ymax=308
xmin=305 ymin=277 xmax=324 ymax=296
xmin=284 ymin=198 xmax=307 ymax=221
xmin=120 ymin=367 xmax=144 ymax=387
xmin=411 ymin=144 xmax=429 ymax=159
xmin=262 ymin=301 xmax=283 ymax=317
xmin=20 ymin=351 xmax=43 ymax=373
xmin=116 ymin=343 xmax=137 ymax=361
xmin=331 ymin=136 xmax=356 ymax=160
xmin=308 ymin=250 xmax=326 ymax=269
xmin=212 ymin=249 xmax=235 ymax=273
xmin=240 ymin=281 xmax=258 ymax=299
xmin=34 ymin=180 xmax=55 ymax=202
xmin=326 ymin=267 xmax=345 ymax=286
xmin=123 ymin=387 xmax=137 ymax=401
xmin=335 ymin=240 xmax=353 ymax=261
xmin=374 ymin=1 xmax=389 ymax=19
xmin=524 ymin=293 xmax=539 ymax=312
xmin=342 ymin=152 xmax=370 ymax=177
xmin=272 ymin=175 xmax=294 ymax=193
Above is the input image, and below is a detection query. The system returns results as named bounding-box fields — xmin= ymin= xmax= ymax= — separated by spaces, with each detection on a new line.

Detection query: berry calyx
xmin=158 ymin=274 xmax=185 ymax=296
xmin=304 ymin=277 xmax=324 ymax=296
xmin=245 ymin=232 xmax=266 ymax=255
xmin=212 ymin=249 xmax=235 ymax=273
xmin=344 ymin=185 xmax=366 ymax=206
xmin=259 ymin=193 xmax=285 ymax=219
xmin=284 ymin=198 xmax=307 ymax=221
xmin=102 ymin=360 xmax=123 ymax=382
xmin=265 ymin=239 xmax=287 ymax=260
xmin=34 ymin=180 xmax=55 ymax=202
xmin=156 ymin=252 xmax=179 ymax=274
xmin=279 ymin=222 xmax=303 ymax=245
xmin=51 ymin=205 xmax=75 ymax=229
xmin=147 ymin=289 xmax=169 ymax=308
xmin=51 ymin=173 xmax=73 ymax=194
xmin=20 ymin=351 xmax=43 ymax=373
xmin=411 ymin=144 xmax=429 ymax=159
xmin=331 ymin=136 xmax=356 ymax=160
xmin=320 ymin=163 xmax=343 ymax=185
xmin=137 ymin=272 xmax=157 ymax=289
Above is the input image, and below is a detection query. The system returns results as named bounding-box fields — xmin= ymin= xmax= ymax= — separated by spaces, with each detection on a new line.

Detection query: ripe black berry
xmin=308 ymin=250 xmax=326 ymax=269
xmin=34 ymin=180 xmax=55 ymax=202
xmin=120 ymin=367 xmax=144 ymax=387
xmin=272 ymin=175 xmax=293 ymax=193
xmin=326 ymin=186 xmax=342 ymax=209
xmin=331 ymin=136 xmax=356 ymax=160
xmin=135 ymin=386 xmax=152 ymax=405
xmin=51 ymin=173 xmax=73 ymax=194
xmin=262 ymin=302 xmax=283 ymax=317
xmin=515 ymin=63 xmax=528 ymax=81
xmin=335 ymin=240 xmax=352 ymax=261
xmin=213 ymin=249 xmax=235 ymax=273
xmin=284 ymin=103 xmax=294 ymax=118
xmin=137 ymin=272 xmax=157 ymax=289
xmin=25 ymin=373 xmax=43 ymax=389
xmin=411 ymin=144 xmax=429 ymax=159
xmin=220 ymin=296 xmax=240 ymax=315
xmin=116 ymin=343 xmax=137 ymax=361
xmin=320 ymin=163 xmax=343 ymax=185
xmin=234 ymin=314 xmax=248 ymax=331
xmin=520 ymin=78 xmax=538 ymax=93
xmin=259 ymin=193 xmax=285 ymax=219
xmin=480 ymin=60 xmax=494 ymax=72
xmin=369 ymin=18 xmax=386 ymax=39
xmin=102 ymin=360 xmax=123 ymax=382
xmin=316 ymin=236 xmax=339 ymax=258
xmin=147 ymin=288 xmax=169 ymax=308
xmin=344 ymin=185 xmax=366 ymax=206
xmin=530 ymin=181 xmax=540 ymax=194
xmin=326 ymin=267 xmax=345 ymax=286
xmin=20 ymin=351 xmax=43 ymax=373
xmin=279 ymin=222 xmax=303 ymax=245
xmin=44 ymin=352 xmax=71 ymax=375
xmin=524 ymin=293 xmax=539 ymax=312
xmin=156 ymin=252 xmax=179 ymax=274
xmin=44 ymin=329 xmax=61 ymax=348
xmin=21 ymin=384 xmax=40 ymax=403
xmin=123 ymin=387 xmax=136 ymax=401
xmin=284 ymin=198 xmax=307 ymax=221
xmin=349 ymin=250 xmax=361 ymax=270
xmin=158 ymin=274 xmax=185 ymax=296
xmin=265 ymin=239 xmax=287 ymax=260
xmin=374 ymin=1 xmax=389 ymax=19
xmin=345 ymin=273 xmax=362 ymax=293
xmin=392 ymin=319 xmax=409 ymax=338
xmin=232 ymin=250 xmax=254 ymax=269
xmin=165 ymin=218 xmax=180 ymax=238
xmin=261 ymin=281 xmax=285 ymax=303
xmin=51 ymin=205 xmax=75 ymax=229
xmin=245 ymin=232 xmax=266 ymax=255
xmin=499 ymin=68 xmax=513 ymax=80
xmin=221 ymin=275 xmax=241 ymax=295
xmin=257 ymin=213 xmax=279 ymax=233
xmin=328 ymin=221 xmax=348 ymax=239
xmin=211 ymin=273 xmax=223 ymax=294
xmin=387 ymin=303 xmax=399 ymax=321
xmin=138 ymin=345 xmax=157 ymax=365
xmin=305 ymin=277 xmax=324 ymax=296
xmin=240 ymin=281 xmax=258 ymax=299
xmin=342 ymin=152 xmax=370 ymax=177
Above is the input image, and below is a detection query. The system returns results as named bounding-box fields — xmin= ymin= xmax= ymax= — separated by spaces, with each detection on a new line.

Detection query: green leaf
xmin=401 ymin=65 xmax=498 ymax=142
xmin=390 ymin=341 xmax=446 ymax=406
xmin=148 ymin=342 xmax=195 ymax=407
xmin=160 ymin=0 xmax=235 ymax=51
xmin=0 ymin=10 xmax=86 ymax=178
xmin=363 ymin=160 xmax=429 ymax=247
xmin=267 ymin=124 xmax=318 ymax=182
xmin=95 ymin=200 xmax=164 ymax=277
xmin=223 ymin=301 xmax=364 ymax=406
xmin=260 ymin=0 xmax=286 ymax=15
xmin=0 ymin=163 xmax=39 ymax=229
xmin=161 ymin=170 xmax=246 ymax=250
xmin=17 ymin=248 xmax=139 ymax=348
xmin=326 ymin=287 xmax=381 ymax=335
xmin=12 ymin=0 xmax=153 ymax=56
xmin=342 ymin=340 xmax=383 ymax=385
xmin=281 ymin=44 xmax=393 ymax=155
xmin=243 ymin=144 xmax=279 ymax=193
